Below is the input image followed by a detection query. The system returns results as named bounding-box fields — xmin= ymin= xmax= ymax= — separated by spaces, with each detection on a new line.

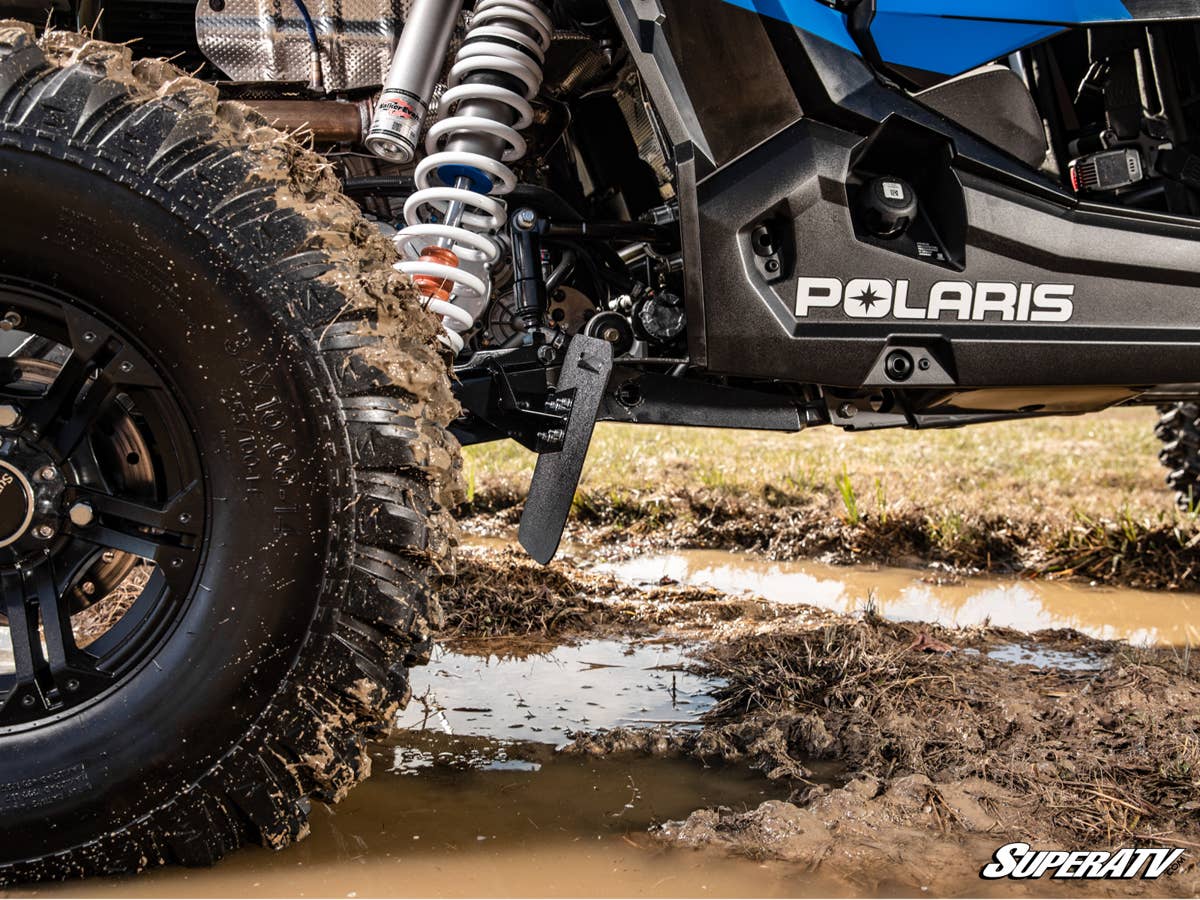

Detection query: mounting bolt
xmin=81 ymin=581 xmax=96 ymax=596
xmin=36 ymin=465 xmax=56 ymax=482
xmin=538 ymin=428 xmax=566 ymax=446
xmin=20 ymin=694 xmax=35 ymax=708
xmin=0 ymin=405 xmax=20 ymax=429
xmin=837 ymin=402 xmax=858 ymax=420
xmin=179 ymin=512 xmax=193 ymax=525
xmin=68 ymin=502 xmax=95 ymax=527
xmin=81 ymin=331 xmax=97 ymax=343
xmin=0 ymin=311 xmax=22 ymax=331
xmin=536 ymin=345 xmax=557 ymax=365
xmin=65 ymin=678 xmax=80 ymax=692
xmin=34 ymin=524 xmax=55 ymax=540
xmin=513 ymin=208 xmax=538 ymax=230
xmin=545 ymin=395 xmax=574 ymax=415
xmin=119 ymin=360 xmax=134 ymax=374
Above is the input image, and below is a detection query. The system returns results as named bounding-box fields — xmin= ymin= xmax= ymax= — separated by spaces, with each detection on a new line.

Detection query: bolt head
xmin=34 ymin=524 xmax=55 ymax=540
xmin=68 ymin=502 xmax=95 ymax=527
xmin=37 ymin=465 xmax=56 ymax=482
xmin=0 ymin=405 xmax=20 ymax=429
xmin=20 ymin=694 xmax=35 ymax=707
xmin=837 ymin=402 xmax=858 ymax=420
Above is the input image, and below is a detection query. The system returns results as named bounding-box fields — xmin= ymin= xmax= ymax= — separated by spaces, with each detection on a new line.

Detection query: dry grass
xmin=464 ymin=408 xmax=1165 ymax=521
xmin=462 ymin=408 xmax=1200 ymax=588
xmin=72 ymin=563 xmax=151 ymax=646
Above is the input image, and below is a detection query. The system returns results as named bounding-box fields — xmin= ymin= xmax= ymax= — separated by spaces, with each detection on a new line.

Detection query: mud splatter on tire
xmin=0 ymin=23 xmax=461 ymax=882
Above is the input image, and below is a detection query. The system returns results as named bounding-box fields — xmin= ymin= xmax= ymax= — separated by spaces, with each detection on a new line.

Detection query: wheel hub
xmin=0 ymin=459 xmax=33 ymax=548
xmin=0 ymin=442 xmax=63 ymax=562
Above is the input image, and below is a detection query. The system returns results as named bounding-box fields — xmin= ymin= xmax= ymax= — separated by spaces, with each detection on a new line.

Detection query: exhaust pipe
xmin=242 ymin=99 xmax=370 ymax=144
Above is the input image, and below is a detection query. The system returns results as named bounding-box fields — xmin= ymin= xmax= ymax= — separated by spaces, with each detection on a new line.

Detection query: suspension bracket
xmin=518 ymin=334 xmax=613 ymax=564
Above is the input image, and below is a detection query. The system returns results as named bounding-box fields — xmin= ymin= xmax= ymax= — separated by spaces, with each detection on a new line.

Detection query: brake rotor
xmin=484 ymin=286 xmax=597 ymax=346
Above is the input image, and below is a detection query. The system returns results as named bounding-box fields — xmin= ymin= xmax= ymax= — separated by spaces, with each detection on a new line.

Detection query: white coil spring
xmin=393 ymin=0 xmax=553 ymax=352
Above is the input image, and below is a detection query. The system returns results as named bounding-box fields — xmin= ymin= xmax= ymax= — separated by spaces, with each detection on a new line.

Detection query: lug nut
xmin=0 ymin=405 xmax=20 ymax=429
xmin=33 ymin=524 xmax=55 ymax=540
xmin=68 ymin=502 xmax=95 ymax=527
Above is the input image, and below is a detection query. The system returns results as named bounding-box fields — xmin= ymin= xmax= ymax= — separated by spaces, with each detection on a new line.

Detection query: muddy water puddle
xmin=595 ymin=549 xmax=1200 ymax=646
xmin=20 ymin=638 xmax=836 ymax=899
xmin=399 ymin=639 xmax=720 ymax=738
xmin=20 ymin=735 xmax=810 ymax=899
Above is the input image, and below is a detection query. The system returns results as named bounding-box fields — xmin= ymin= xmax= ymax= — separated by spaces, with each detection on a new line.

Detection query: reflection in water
xmin=398 ymin=640 xmax=720 ymax=739
xmin=597 ymin=550 xmax=1200 ymax=647
xmin=980 ymin=642 xmax=1105 ymax=671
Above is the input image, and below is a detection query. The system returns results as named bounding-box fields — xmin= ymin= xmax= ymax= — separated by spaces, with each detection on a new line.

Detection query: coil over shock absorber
xmin=371 ymin=0 xmax=554 ymax=352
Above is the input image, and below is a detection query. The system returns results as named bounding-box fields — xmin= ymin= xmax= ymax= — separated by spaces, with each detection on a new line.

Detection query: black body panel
xmin=608 ymin=0 xmax=1200 ymax=400
xmin=698 ymin=118 xmax=1200 ymax=387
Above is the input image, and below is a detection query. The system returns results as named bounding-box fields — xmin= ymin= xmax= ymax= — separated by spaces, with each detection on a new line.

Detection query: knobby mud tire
xmin=1156 ymin=402 xmax=1200 ymax=512
xmin=0 ymin=24 xmax=462 ymax=882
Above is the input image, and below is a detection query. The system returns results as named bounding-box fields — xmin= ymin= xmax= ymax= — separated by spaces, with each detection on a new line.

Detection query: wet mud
xmin=8 ymin=540 xmax=1200 ymax=897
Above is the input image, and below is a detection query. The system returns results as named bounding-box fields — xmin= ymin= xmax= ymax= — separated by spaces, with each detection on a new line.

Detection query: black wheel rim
xmin=0 ymin=278 xmax=205 ymax=732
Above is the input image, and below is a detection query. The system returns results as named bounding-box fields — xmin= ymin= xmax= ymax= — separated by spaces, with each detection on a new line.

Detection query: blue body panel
xmin=721 ymin=0 xmax=1136 ymax=76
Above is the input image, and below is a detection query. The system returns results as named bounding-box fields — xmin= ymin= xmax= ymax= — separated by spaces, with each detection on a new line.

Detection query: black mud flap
xmin=518 ymin=335 xmax=613 ymax=564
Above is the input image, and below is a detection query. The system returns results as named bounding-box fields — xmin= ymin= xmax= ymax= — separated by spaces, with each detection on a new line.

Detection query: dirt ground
xmin=445 ymin=411 xmax=1200 ymax=896
xmin=438 ymin=544 xmax=1200 ymax=896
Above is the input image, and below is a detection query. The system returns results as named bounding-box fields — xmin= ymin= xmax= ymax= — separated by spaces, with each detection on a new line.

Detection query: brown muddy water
xmin=8 ymin=546 xmax=1200 ymax=897
xmin=595 ymin=549 xmax=1200 ymax=646
xmin=12 ymin=640 xmax=839 ymax=899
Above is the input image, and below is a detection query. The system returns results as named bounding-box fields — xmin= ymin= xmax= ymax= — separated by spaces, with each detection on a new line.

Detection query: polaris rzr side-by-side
xmin=1 ymin=0 xmax=1199 ymax=879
